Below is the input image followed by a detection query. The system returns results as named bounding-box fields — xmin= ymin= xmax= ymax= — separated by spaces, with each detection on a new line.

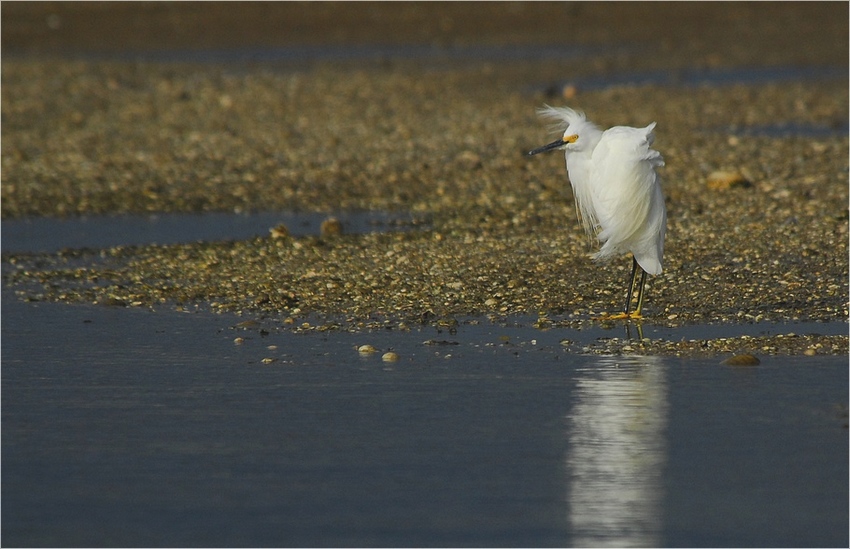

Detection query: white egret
xmin=528 ymin=106 xmax=666 ymax=319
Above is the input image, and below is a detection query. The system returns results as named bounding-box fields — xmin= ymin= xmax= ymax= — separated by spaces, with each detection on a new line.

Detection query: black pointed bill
xmin=528 ymin=138 xmax=567 ymax=156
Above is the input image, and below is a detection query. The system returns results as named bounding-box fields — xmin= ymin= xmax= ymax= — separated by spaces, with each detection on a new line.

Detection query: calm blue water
xmin=2 ymin=47 xmax=847 ymax=543
xmin=2 ymin=293 xmax=847 ymax=547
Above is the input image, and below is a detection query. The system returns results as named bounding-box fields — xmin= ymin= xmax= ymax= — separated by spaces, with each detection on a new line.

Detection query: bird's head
xmin=527 ymin=105 xmax=599 ymax=156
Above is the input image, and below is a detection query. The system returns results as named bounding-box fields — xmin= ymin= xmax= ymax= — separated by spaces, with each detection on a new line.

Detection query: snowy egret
xmin=528 ymin=106 xmax=666 ymax=319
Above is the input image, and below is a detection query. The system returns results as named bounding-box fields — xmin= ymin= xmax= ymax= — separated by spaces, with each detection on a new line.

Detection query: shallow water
xmin=724 ymin=120 xmax=849 ymax=138
xmin=6 ymin=43 xmax=622 ymax=65
xmin=2 ymin=293 xmax=847 ymax=547
xmin=1 ymin=210 xmax=422 ymax=254
xmin=2 ymin=49 xmax=848 ymax=545
xmin=543 ymin=65 xmax=846 ymax=91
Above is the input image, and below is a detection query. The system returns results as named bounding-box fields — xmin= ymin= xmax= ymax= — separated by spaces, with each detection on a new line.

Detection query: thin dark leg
xmin=624 ymin=322 xmax=645 ymax=340
xmin=623 ymin=257 xmax=640 ymax=315
xmin=634 ymin=268 xmax=648 ymax=317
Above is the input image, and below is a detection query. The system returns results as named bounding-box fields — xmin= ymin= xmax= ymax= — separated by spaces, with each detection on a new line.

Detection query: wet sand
xmin=2 ymin=2 xmax=848 ymax=355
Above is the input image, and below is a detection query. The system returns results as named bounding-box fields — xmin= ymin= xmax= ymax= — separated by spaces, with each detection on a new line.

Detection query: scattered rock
xmin=454 ymin=150 xmax=482 ymax=170
xmin=721 ymin=353 xmax=761 ymax=366
xmin=270 ymin=223 xmax=290 ymax=239
xmin=320 ymin=217 xmax=343 ymax=238
xmin=706 ymin=171 xmax=752 ymax=190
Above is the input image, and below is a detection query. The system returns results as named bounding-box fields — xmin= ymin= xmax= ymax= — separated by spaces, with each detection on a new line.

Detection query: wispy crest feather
xmin=537 ymin=104 xmax=586 ymax=133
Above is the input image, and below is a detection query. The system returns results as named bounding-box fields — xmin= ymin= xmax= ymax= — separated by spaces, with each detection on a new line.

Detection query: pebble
xmin=234 ymin=320 xmax=260 ymax=329
xmin=721 ymin=353 xmax=761 ymax=366
xmin=320 ymin=217 xmax=343 ymax=238
xmin=269 ymin=224 xmax=290 ymax=239
xmin=706 ymin=171 xmax=752 ymax=190
xmin=381 ymin=351 xmax=399 ymax=362
xmin=454 ymin=151 xmax=482 ymax=170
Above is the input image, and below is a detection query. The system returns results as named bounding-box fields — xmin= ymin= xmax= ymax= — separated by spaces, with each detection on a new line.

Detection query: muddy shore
xmin=2 ymin=2 xmax=847 ymax=355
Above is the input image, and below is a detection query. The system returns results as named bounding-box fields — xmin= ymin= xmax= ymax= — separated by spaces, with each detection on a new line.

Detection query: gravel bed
xmin=2 ymin=3 xmax=847 ymax=355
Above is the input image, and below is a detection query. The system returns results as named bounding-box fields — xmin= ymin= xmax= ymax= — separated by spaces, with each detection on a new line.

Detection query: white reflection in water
xmin=566 ymin=355 xmax=668 ymax=547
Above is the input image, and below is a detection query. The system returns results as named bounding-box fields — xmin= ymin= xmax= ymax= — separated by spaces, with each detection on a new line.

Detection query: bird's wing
xmin=589 ymin=123 xmax=666 ymax=270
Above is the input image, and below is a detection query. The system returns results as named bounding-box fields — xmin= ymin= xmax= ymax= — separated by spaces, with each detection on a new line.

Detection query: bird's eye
xmin=563 ymin=134 xmax=579 ymax=143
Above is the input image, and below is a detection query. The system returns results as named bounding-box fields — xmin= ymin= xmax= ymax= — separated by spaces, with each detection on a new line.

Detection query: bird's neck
xmin=566 ymin=153 xmax=592 ymax=184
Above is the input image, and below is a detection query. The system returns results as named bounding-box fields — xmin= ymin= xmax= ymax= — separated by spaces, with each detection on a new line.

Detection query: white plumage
xmin=529 ymin=106 xmax=667 ymax=318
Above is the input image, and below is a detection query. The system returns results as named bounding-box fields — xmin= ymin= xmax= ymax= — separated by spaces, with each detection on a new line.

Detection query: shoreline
xmin=2 ymin=4 xmax=847 ymax=355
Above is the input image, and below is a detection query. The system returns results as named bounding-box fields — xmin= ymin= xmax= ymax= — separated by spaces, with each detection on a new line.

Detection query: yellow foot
xmin=596 ymin=311 xmax=643 ymax=321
